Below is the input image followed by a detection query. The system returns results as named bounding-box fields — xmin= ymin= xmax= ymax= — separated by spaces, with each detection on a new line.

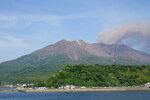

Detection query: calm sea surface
xmin=0 ymin=91 xmax=149 ymax=100
xmin=0 ymin=88 xmax=11 ymax=90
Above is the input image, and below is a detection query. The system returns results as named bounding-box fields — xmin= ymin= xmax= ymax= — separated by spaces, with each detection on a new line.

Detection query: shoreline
xmin=23 ymin=88 xmax=150 ymax=93
xmin=1 ymin=87 xmax=149 ymax=93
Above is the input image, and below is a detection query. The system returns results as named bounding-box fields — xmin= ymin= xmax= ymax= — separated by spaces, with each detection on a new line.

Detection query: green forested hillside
xmin=39 ymin=64 xmax=150 ymax=87
xmin=1 ymin=55 xmax=139 ymax=84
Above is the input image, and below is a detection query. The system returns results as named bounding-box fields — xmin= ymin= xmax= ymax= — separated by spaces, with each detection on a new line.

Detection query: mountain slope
xmin=0 ymin=40 xmax=150 ymax=83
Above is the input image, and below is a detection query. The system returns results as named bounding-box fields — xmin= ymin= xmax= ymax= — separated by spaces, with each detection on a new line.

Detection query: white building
xmin=145 ymin=83 xmax=150 ymax=88
xmin=58 ymin=85 xmax=75 ymax=90
xmin=36 ymin=87 xmax=48 ymax=90
xmin=80 ymin=86 xmax=86 ymax=89
xmin=16 ymin=84 xmax=34 ymax=90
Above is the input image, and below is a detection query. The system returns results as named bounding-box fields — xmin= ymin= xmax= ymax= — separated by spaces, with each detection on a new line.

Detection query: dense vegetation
xmin=36 ymin=64 xmax=150 ymax=87
xmin=0 ymin=55 xmax=140 ymax=84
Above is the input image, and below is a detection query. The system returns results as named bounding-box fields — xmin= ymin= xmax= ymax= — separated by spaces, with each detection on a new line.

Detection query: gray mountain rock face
xmin=33 ymin=40 xmax=150 ymax=63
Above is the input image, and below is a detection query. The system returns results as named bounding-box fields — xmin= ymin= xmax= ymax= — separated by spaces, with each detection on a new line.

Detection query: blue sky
xmin=0 ymin=0 xmax=150 ymax=62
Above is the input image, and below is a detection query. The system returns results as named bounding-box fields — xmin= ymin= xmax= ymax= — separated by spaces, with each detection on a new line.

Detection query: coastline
xmin=1 ymin=87 xmax=149 ymax=93
xmin=23 ymin=87 xmax=150 ymax=93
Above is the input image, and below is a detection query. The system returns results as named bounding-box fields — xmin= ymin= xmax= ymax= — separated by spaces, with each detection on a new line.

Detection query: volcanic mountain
xmin=0 ymin=40 xmax=150 ymax=83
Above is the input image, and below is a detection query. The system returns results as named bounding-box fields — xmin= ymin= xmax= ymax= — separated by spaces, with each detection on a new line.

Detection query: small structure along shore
xmin=1 ymin=84 xmax=150 ymax=93
xmin=10 ymin=86 xmax=150 ymax=93
xmin=145 ymin=83 xmax=150 ymax=88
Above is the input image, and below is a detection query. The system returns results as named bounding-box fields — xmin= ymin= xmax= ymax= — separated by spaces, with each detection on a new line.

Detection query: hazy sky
xmin=0 ymin=0 xmax=150 ymax=62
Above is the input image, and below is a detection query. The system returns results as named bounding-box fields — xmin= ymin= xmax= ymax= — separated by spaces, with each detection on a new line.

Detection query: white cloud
xmin=0 ymin=13 xmax=100 ymax=29
xmin=0 ymin=35 xmax=30 ymax=49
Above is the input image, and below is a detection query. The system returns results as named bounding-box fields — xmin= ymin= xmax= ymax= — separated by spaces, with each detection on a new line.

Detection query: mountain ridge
xmin=31 ymin=39 xmax=150 ymax=63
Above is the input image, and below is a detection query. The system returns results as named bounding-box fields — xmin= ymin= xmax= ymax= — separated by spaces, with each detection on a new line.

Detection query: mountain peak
xmin=55 ymin=39 xmax=69 ymax=44
xmin=73 ymin=40 xmax=87 ymax=45
xmin=55 ymin=39 xmax=87 ymax=46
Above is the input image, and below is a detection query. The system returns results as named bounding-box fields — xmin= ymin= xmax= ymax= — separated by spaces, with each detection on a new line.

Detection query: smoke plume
xmin=98 ymin=21 xmax=150 ymax=54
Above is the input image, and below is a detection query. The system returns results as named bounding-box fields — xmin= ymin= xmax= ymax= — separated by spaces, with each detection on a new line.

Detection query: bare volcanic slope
xmin=0 ymin=40 xmax=150 ymax=83
xmin=33 ymin=39 xmax=150 ymax=64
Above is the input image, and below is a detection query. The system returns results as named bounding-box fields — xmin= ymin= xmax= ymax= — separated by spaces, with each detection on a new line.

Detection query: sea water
xmin=0 ymin=91 xmax=149 ymax=100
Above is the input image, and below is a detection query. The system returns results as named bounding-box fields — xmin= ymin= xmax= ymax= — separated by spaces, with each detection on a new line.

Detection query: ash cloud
xmin=98 ymin=21 xmax=150 ymax=54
